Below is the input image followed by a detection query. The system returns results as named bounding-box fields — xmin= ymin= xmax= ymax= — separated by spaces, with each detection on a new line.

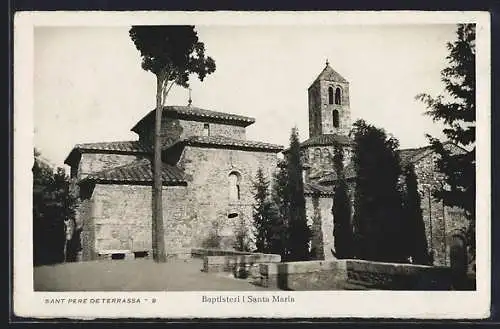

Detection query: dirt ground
xmin=33 ymin=258 xmax=274 ymax=291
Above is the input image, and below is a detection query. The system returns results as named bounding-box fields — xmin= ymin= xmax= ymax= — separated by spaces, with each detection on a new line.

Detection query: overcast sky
xmin=34 ymin=24 xmax=457 ymax=168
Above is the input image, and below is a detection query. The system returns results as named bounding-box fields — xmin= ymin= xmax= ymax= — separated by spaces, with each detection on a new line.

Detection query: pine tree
xmin=129 ymin=26 xmax=216 ymax=262
xmin=402 ymin=164 xmax=431 ymax=265
xmin=351 ymin=120 xmax=406 ymax=263
xmin=415 ymin=24 xmax=476 ymax=259
xmin=332 ymin=142 xmax=353 ymax=259
xmin=286 ymin=127 xmax=311 ymax=261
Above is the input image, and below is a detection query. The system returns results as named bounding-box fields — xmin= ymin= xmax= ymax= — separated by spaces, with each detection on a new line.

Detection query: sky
xmin=34 ymin=24 xmax=457 ymax=168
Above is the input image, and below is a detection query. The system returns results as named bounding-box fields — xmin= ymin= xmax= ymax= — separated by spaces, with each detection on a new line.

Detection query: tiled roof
xmin=313 ymin=64 xmax=348 ymax=84
xmin=168 ymin=135 xmax=284 ymax=152
xmin=131 ymin=106 xmax=256 ymax=133
xmin=82 ymin=159 xmax=186 ymax=185
xmin=304 ymin=182 xmax=334 ymax=196
xmin=399 ymin=145 xmax=434 ymax=167
xmin=64 ymin=141 xmax=151 ymax=166
xmin=301 ymin=134 xmax=352 ymax=147
xmin=75 ymin=140 xmax=151 ymax=153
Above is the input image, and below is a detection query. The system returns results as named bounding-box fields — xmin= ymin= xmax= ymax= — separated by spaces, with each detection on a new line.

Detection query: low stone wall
xmin=201 ymin=251 xmax=281 ymax=280
xmin=191 ymin=248 xmax=255 ymax=258
xmin=260 ymin=260 xmax=348 ymax=290
xmin=259 ymin=259 xmax=452 ymax=291
xmin=346 ymin=259 xmax=451 ymax=290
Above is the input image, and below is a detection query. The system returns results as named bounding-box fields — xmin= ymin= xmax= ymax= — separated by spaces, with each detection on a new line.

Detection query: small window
xmin=328 ymin=87 xmax=334 ymax=104
xmin=134 ymin=251 xmax=149 ymax=259
xmin=333 ymin=110 xmax=340 ymax=128
xmin=203 ymin=123 xmax=210 ymax=136
xmin=335 ymin=87 xmax=342 ymax=105
xmin=228 ymin=172 xmax=241 ymax=201
xmin=228 ymin=212 xmax=239 ymax=219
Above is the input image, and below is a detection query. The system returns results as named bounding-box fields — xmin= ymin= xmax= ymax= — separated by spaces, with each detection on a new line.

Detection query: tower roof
xmin=312 ymin=62 xmax=348 ymax=84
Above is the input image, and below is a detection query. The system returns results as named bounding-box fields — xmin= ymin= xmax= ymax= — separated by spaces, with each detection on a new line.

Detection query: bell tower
xmin=308 ymin=60 xmax=351 ymax=138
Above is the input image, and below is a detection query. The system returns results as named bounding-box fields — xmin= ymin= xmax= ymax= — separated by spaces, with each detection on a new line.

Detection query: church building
xmin=65 ymin=61 xmax=469 ymax=266
xmin=301 ymin=61 xmax=469 ymax=267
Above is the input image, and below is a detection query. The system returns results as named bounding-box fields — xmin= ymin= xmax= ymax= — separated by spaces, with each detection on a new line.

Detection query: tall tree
xmin=270 ymin=160 xmax=290 ymax=260
xmin=251 ymin=168 xmax=281 ymax=253
xmin=33 ymin=149 xmax=77 ymax=266
xmin=351 ymin=120 xmax=406 ymax=263
xmin=415 ymin=24 xmax=476 ymax=258
xmin=286 ymin=127 xmax=311 ymax=261
xmin=129 ymin=26 xmax=216 ymax=262
xmin=402 ymin=164 xmax=431 ymax=265
xmin=332 ymin=142 xmax=353 ymax=259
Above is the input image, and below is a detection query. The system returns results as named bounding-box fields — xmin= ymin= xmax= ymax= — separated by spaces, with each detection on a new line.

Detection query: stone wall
xmin=78 ymin=183 xmax=190 ymax=260
xmin=138 ymin=117 xmax=246 ymax=147
xmin=308 ymin=79 xmax=351 ymax=137
xmin=177 ymin=146 xmax=279 ymax=250
xmin=77 ymin=153 xmax=142 ymax=179
xmin=305 ymin=195 xmax=334 ymax=260
xmin=74 ymin=144 xmax=279 ymax=259
xmin=412 ymin=145 xmax=469 ymax=266
xmin=259 ymin=259 xmax=452 ymax=291
xmin=302 ymin=145 xmax=353 ymax=183
xmin=307 ymin=144 xmax=469 ymax=267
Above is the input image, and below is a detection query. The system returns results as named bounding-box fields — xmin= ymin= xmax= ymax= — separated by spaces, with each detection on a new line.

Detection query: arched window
xmin=328 ymin=87 xmax=334 ymax=104
xmin=335 ymin=87 xmax=342 ymax=105
xmin=228 ymin=172 xmax=241 ymax=201
xmin=202 ymin=123 xmax=210 ymax=136
xmin=333 ymin=110 xmax=340 ymax=128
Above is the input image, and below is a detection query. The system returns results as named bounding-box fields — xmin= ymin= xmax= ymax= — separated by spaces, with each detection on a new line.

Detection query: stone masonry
xmin=66 ymin=62 xmax=469 ymax=266
xmin=66 ymin=105 xmax=282 ymax=260
xmin=301 ymin=62 xmax=469 ymax=267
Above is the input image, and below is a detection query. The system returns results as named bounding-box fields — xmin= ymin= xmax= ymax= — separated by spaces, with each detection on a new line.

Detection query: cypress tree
xmin=252 ymin=168 xmax=274 ymax=253
xmin=286 ymin=127 xmax=311 ymax=261
xmin=402 ymin=164 xmax=431 ymax=265
xmin=332 ymin=142 xmax=353 ymax=259
xmin=270 ymin=160 xmax=290 ymax=260
xmin=351 ymin=120 xmax=406 ymax=263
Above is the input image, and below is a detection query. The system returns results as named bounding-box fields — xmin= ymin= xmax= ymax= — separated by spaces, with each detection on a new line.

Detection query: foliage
xmin=129 ymin=26 xmax=216 ymax=88
xmin=233 ymin=214 xmax=252 ymax=252
xmin=33 ymin=149 xmax=78 ymax=266
xmin=251 ymin=167 xmax=288 ymax=255
xmin=332 ymin=143 xmax=353 ymax=259
xmin=415 ymin=24 xmax=476 ymax=257
xmin=286 ymin=127 xmax=311 ymax=261
xmin=251 ymin=168 xmax=273 ymax=253
xmin=129 ymin=26 xmax=216 ymax=261
xmin=351 ymin=120 xmax=407 ymax=263
xmin=270 ymin=160 xmax=290 ymax=260
xmin=402 ymin=164 xmax=431 ymax=265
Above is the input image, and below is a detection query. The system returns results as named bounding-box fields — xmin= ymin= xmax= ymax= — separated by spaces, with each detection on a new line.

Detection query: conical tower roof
xmin=313 ymin=61 xmax=348 ymax=84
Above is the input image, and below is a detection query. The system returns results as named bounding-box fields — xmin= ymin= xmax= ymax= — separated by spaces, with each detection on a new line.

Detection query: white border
xmin=13 ymin=11 xmax=491 ymax=319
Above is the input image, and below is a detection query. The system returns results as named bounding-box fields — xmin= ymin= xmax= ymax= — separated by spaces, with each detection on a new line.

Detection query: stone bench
xmin=96 ymin=249 xmax=135 ymax=260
